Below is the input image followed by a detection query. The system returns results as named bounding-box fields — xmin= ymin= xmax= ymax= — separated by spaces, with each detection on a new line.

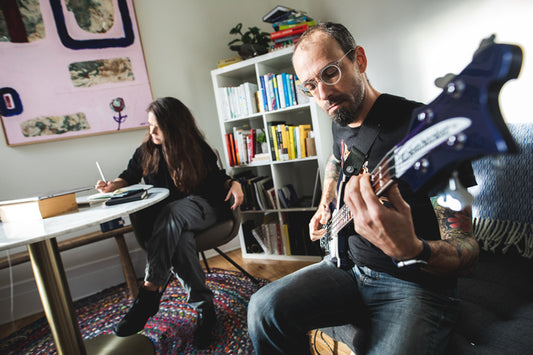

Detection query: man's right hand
xmin=309 ymin=203 xmax=331 ymax=241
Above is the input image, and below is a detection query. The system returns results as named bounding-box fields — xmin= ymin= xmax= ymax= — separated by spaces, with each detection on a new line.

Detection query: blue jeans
xmin=144 ymin=195 xmax=218 ymax=309
xmin=247 ymin=259 xmax=459 ymax=355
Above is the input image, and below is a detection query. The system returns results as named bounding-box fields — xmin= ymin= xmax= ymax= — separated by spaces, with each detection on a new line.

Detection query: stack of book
xmin=217 ymin=82 xmax=259 ymax=120
xmin=233 ymin=172 xmax=276 ymax=211
xmin=241 ymin=211 xmax=323 ymax=256
xmin=263 ymin=5 xmax=316 ymax=50
xmin=225 ymin=127 xmax=269 ymax=166
xmin=266 ymin=121 xmax=316 ymax=162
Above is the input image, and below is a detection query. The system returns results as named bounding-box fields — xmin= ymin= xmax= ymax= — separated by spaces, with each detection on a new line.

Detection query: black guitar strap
xmin=330 ymin=116 xmax=382 ymax=269
xmin=341 ymin=114 xmax=382 ymax=178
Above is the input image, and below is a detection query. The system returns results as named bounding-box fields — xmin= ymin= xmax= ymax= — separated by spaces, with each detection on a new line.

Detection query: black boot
xmin=193 ymin=304 xmax=217 ymax=349
xmin=114 ymin=287 xmax=161 ymax=337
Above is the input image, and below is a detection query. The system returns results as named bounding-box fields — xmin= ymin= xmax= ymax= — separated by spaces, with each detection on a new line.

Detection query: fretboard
xmin=324 ymin=151 xmax=396 ymax=239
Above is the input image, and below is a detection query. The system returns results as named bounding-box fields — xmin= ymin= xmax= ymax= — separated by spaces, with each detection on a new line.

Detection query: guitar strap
xmin=341 ymin=114 xmax=382 ymax=177
xmin=330 ymin=115 xmax=382 ymax=269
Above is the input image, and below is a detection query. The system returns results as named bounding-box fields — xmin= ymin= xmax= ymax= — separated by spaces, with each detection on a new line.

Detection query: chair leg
xmin=213 ymin=247 xmax=260 ymax=284
xmin=200 ymin=251 xmax=211 ymax=273
xmin=161 ymin=272 xmax=173 ymax=294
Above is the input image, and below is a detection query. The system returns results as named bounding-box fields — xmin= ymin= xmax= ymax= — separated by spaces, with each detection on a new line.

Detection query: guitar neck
xmin=326 ymin=152 xmax=396 ymax=237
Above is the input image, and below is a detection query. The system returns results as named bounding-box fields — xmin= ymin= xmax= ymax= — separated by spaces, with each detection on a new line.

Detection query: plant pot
xmin=238 ymin=44 xmax=269 ymax=59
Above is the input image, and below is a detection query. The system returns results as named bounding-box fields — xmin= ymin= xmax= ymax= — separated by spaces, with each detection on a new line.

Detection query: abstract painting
xmin=0 ymin=0 xmax=152 ymax=146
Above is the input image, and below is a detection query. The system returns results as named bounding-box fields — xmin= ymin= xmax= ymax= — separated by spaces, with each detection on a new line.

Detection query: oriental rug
xmin=0 ymin=268 xmax=267 ymax=354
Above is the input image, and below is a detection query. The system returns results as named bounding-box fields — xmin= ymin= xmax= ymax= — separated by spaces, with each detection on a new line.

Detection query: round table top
xmin=0 ymin=187 xmax=169 ymax=251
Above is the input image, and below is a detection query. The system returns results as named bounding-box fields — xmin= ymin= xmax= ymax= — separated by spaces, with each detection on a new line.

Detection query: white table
xmin=0 ymin=187 xmax=169 ymax=355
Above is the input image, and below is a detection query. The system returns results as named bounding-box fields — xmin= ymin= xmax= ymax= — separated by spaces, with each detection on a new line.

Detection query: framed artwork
xmin=0 ymin=0 xmax=153 ymax=146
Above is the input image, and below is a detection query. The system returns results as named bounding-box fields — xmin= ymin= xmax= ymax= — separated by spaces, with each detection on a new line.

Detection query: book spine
xmin=270 ymin=124 xmax=280 ymax=161
xmin=276 ymin=74 xmax=286 ymax=108
xmin=288 ymin=126 xmax=296 ymax=160
xmin=225 ymin=133 xmax=236 ymax=166
xmin=272 ymin=75 xmax=281 ymax=110
xmin=270 ymin=24 xmax=309 ymax=40
xmin=260 ymin=224 xmax=272 ymax=253
xmin=259 ymin=75 xmax=269 ymax=112
xmin=281 ymin=224 xmax=291 ymax=255
xmin=251 ymin=227 xmax=269 ymax=254
xmin=276 ymin=223 xmax=284 ymax=254
xmin=277 ymin=20 xmax=316 ymax=31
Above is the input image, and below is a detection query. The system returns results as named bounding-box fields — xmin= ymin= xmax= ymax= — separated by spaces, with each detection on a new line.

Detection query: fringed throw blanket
xmin=470 ymin=123 xmax=533 ymax=258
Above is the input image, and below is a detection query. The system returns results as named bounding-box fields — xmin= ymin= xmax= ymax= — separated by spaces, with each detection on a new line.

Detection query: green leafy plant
xmin=257 ymin=131 xmax=267 ymax=143
xmin=228 ymin=23 xmax=270 ymax=58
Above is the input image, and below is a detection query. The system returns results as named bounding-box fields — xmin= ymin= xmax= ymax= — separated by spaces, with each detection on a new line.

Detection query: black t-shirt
xmin=119 ymin=141 xmax=230 ymax=207
xmin=332 ymin=94 xmax=475 ymax=289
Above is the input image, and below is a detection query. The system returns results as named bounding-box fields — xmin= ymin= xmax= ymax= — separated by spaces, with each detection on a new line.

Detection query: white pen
xmin=96 ymin=161 xmax=107 ymax=182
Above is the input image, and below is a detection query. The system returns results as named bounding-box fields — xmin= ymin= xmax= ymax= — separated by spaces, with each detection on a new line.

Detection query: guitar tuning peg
xmin=474 ymin=34 xmax=496 ymax=57
xmin=436 ymin=171 xmax=474 ymax=211
xmin=434 ymin=73 xmax=457 ymax=89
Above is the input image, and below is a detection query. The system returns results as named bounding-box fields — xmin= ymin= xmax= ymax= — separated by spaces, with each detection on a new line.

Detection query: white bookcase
xmin=211 ymin=46 xmax=333 ymax=261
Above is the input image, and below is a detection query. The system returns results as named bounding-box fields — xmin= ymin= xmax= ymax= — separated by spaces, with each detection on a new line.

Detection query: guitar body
xmin=320 ymin=37 xmax=523 ymax=266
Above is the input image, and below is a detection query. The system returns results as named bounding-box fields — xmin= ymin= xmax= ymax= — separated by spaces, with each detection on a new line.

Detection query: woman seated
xmin=95 ymin=97 xmax=243 ymax=348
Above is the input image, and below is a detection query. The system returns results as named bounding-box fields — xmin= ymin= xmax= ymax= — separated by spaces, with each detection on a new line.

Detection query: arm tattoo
xmin=431 ymin=198 xmax=479 ymax=275
xmin=324 ymin=155 xmax=340 ymax=181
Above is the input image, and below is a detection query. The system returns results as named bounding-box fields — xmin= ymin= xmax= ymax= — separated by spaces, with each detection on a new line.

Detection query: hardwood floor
xmin=0 ymin=249 xmax=351 ymax=354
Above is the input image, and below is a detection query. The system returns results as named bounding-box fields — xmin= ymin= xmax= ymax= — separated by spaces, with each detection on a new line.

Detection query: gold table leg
xmin=27 ymin=238 xmax=86 ymax=355
xmin=27 ymin=237 xmax=155 ymax=355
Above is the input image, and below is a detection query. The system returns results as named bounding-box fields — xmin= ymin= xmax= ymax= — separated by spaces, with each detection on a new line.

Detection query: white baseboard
xmin=0 ymin=237 xmax=240 ymax=326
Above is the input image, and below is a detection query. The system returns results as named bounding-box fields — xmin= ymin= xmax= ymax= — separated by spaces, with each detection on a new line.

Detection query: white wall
xmin=1 ymin=0 xmax=531 ymax=324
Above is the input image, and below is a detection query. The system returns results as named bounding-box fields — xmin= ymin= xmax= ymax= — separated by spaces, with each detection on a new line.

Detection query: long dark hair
xmin=140 ymin=97 xmax=211 ymax=193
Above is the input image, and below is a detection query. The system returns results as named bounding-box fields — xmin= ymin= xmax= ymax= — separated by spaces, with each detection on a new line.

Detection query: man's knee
xmin=248 ymin=283 xmax=288 ymax=329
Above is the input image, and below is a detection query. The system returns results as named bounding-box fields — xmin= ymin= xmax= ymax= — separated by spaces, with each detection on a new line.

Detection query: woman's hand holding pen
xmin=95 ymin=178 xmax=128 ymax=193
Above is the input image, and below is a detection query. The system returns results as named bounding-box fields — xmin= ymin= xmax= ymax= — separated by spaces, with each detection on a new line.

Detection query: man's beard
xmin=329 ymin=83 xmax=365 ymax=127
xmin=331 ymin=107 xmax=355 ymax=127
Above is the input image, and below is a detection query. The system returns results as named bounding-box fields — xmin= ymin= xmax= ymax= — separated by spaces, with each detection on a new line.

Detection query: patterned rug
xmin=0 ymin=268 xmax=268 ymax=354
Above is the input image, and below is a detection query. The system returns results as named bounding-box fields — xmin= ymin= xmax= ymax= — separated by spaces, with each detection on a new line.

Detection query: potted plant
xmin=257 ymin=130 xmax=268 ymax=153
xmin=228 ymin=23 xmax=271 ymax=59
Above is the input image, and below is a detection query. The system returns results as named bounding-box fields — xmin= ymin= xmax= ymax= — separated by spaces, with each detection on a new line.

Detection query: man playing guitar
xmin=248 ymin=22 xmax=520 ymax=355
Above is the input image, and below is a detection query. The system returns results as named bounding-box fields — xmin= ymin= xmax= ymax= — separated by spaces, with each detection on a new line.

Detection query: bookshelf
xmin=211 ymin=46 xmax=332 ymax=261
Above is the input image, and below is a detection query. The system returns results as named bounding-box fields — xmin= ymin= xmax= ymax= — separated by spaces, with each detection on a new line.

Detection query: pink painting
xmin=0 ymin=0 xmax=152 ymax=146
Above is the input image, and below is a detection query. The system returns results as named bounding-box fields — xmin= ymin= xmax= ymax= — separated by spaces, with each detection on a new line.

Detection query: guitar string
xmin=326 ymin=152 xmax=397 ymax=236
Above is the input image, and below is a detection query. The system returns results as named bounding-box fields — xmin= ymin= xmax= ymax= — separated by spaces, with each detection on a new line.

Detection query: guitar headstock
xmin=393 ymin=35 xmax=523 ymax=194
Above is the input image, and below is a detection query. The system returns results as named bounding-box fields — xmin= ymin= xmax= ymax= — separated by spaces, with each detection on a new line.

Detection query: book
xmin=105 ymin=189 xmax=148 ymax=206
xmin=299 ymin=124 xmax=311 ymax=158
xmin=266 ymin=187 xmax=278 ymax=209
xmin=242 ymin=220 xmax=263 ymax=253
xmin=255 ymin=176 xmax=273 ymax=210
xmin=276 ymin=20 xmax=316 ymax=31
xmin=87 ymin=184 xmax=153 ymax=201
xmin=217 ymin=56 xmax=243 ymax=68
xmin=225 ymin=133 xmax=236 ymax=166
xmin=262 ymin=5 xmax=294 ymax=23
xmin=251 ymin=226 xmax=270 ymax=254
xmin=281 ymin=223 xmax=291 ymax=255
xmin=306 ymin=132 xmax=317 ymax=156
xmin=278 ymin=184 xmax=299 ymax=208
xmin=270 ymin=24 xmax=309 ymax=40
xmin=0 ymin=186 xmax=91 ymax=222
xmin=267 ymin=223 xmax=280 ymax=254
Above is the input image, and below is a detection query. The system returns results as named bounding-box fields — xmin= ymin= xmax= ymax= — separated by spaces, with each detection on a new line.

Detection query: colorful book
xmin=270 ymin=24 xmax=308 ymax=40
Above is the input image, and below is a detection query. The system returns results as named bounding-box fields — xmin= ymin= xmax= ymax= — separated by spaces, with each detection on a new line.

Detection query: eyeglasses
xmin=300 ymin=48 xmax=354 ymax=97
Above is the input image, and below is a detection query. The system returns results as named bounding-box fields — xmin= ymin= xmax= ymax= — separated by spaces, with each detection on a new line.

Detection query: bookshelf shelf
xmin=211 ymin=46 xmax=333 ymax=260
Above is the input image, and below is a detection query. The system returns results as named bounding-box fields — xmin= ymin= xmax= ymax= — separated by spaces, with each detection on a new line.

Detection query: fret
xmin=325 ymin=155 xmax=397 ymax=238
